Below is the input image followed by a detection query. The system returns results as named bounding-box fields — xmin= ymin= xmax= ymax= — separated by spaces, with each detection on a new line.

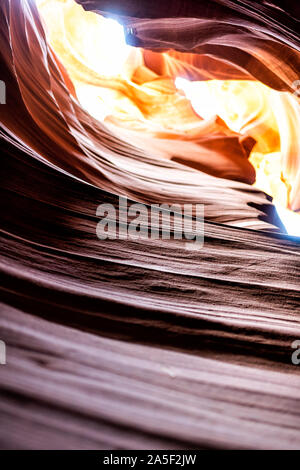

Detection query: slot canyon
xmin=0 ymin=0 xmax=300 ymax=450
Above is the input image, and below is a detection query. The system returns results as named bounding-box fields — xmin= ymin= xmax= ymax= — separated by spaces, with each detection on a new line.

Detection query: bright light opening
xmin=275 ymin=205 xmax=300 ymax=237
xmin=82 ymin=17 xmax=130 ymax=77
xmin=175 ymin=77 xmax=300 ymax=236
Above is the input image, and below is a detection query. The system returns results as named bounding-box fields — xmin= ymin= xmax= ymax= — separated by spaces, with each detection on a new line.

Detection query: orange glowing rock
xmin=36 ymin=0 xmax=300 ymax=226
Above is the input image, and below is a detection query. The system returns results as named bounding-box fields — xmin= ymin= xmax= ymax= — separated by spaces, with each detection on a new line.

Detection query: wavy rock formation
xmin=0 ymin=0 xmax=299 ymax=450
